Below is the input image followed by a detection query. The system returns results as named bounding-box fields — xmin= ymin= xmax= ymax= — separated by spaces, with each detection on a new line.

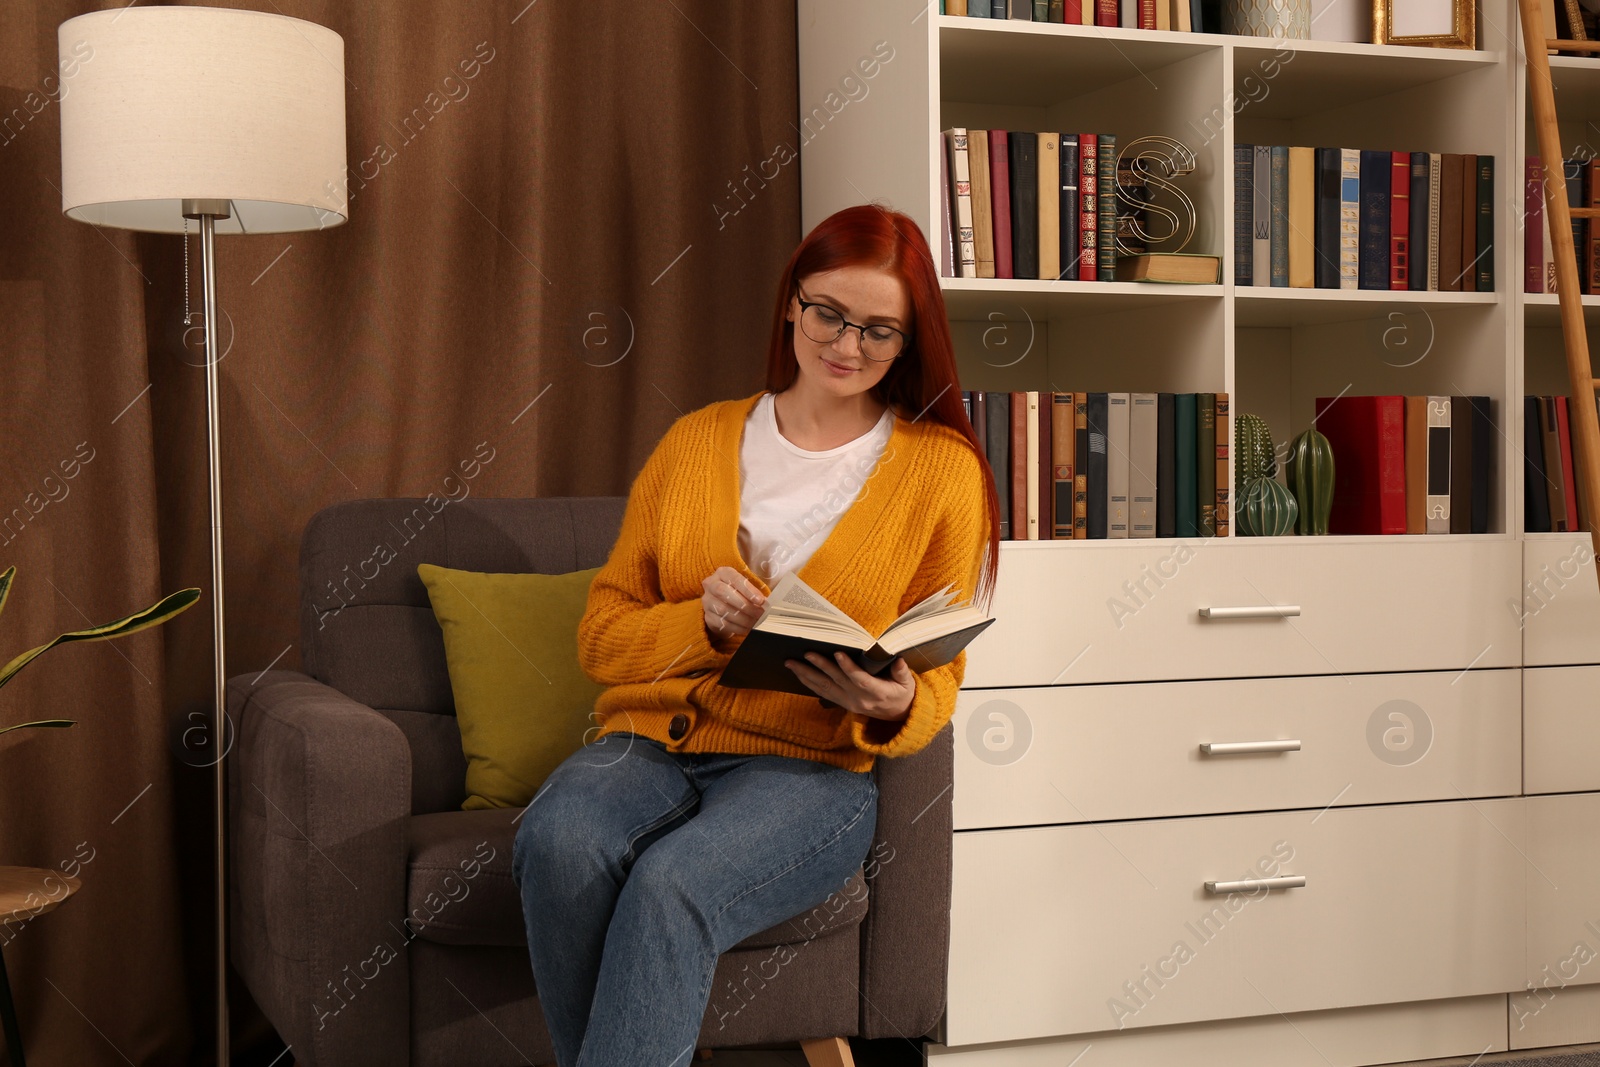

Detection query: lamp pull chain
xmin=182 ymin=217 xmax=192 ymax=326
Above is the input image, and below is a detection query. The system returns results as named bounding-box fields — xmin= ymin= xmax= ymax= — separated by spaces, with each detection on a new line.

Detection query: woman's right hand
xmin=702 ymin=566 xmax=767 ymax=641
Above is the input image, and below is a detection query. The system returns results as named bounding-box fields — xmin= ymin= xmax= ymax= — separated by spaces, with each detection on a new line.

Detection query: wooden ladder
xmin=1519 ymin=0 xmax=1600 ymax=584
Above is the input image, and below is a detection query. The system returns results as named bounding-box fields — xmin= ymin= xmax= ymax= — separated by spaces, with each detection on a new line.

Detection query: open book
xmin=715 ymin=571 xmax=996 ymax=697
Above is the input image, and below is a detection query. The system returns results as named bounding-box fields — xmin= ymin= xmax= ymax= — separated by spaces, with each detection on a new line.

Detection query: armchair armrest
xmin=227 ymin=669 xmax=412 ymax=1067
xmin=859 ymin=721 xmax=954 ymax=1040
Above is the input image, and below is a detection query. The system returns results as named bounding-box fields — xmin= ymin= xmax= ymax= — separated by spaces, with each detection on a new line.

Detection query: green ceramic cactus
xmin=1235 ymin=413 xmax=1276 ymax=485
xmin=1286 ymin=427 xmax=1335 ymax=536
xmin=1239 ymin=475 xmax=1300 ymax=536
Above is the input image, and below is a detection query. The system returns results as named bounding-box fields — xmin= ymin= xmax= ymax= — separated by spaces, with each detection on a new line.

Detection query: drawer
xmin=1522 ymin=537 xmax=1600 ymax=666
xmin=965 ymin=539 xmax=1520 ymax=687
xmin=953 ymin=670 xmax=1522 ymax=829
xmin=1524 ymin=666 xmax=1600 ymax=793
xmin=945 ymin=800 xmax=1526 ymax=1045
xmin=1525 ymin=794 xmax=1600 ymax=996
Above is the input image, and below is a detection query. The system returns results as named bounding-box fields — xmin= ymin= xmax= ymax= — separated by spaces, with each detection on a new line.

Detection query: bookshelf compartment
xmin=962 ymin=538 xmax=1521 ymax=689
xmin=1230 ymin=38 xmax=1502 ymax=124
xmin=951 ymin=669 xmax=1521 ymax=830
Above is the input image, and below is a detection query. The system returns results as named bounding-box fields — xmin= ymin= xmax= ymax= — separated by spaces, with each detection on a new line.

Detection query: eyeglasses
xmin=794 ymin=292 xmax=909 ymax=362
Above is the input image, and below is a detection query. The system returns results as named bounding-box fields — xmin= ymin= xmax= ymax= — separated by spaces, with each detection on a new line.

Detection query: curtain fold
xmin=0 ymin=1 xmax=798 ymax=1061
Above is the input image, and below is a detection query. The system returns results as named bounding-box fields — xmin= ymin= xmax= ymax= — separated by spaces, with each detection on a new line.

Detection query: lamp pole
xmin=182 ymin=197 xmax=231 ymax=1066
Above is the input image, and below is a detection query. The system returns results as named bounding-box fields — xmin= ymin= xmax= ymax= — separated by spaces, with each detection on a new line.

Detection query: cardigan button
xmin=668 ymin=713 xmax=690 ymax=741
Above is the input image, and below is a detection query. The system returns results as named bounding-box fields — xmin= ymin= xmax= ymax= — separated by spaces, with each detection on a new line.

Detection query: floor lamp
xmin=56 ymin=8 xmax=347 ymax=1062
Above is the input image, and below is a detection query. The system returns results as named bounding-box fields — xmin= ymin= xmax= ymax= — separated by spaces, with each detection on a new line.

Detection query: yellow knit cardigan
xmin=577 ymin=388 xmax=991 ymax=772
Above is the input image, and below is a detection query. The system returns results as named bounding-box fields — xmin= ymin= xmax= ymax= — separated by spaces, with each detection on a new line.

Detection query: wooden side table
xmin=0 ymin=866 xmax=82 ymax=1067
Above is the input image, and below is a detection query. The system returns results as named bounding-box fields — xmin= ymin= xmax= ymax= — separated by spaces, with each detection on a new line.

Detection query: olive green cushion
xmin=417 ymin=563 xmax=605 ymax=811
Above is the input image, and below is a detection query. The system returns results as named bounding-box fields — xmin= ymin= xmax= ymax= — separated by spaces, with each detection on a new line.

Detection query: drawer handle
xmin=1199 ymin=739 xmax=1302 ymax=756
xmin=1204 ymin=875 xmax=1306 ymax=894
xmin=1198 ymin=605 xmax=1302 ymax=619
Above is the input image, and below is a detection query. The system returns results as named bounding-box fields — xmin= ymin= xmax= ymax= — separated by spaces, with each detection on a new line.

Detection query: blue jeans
xmin=509 ymin=731 xmax=879 ymax=1067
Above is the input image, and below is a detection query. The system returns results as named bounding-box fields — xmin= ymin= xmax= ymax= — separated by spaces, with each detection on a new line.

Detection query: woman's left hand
xmin=785 ymin=651 xmax=916 ymax=722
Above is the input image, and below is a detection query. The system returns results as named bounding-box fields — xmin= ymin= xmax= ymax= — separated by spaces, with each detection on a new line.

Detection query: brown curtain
xmin=0 ymin=1 xmax=798 ymax=1061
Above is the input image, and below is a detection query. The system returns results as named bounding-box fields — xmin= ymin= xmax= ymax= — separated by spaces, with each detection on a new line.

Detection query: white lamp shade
xmin=58 ymin=6 xmax=348 ymax=235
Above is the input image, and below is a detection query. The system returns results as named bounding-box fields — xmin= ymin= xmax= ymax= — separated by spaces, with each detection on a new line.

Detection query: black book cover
xmin=1087 ymin=392 xmax=1108 ymax=539
xmin=1157 ymin=392 xmax=1176 ymax=538
xmin=1234 ymin=142 xmax=1253 ymax=286
xmin=1408 ymin=151 xmax=1429 ymax=292
xmin=986 ymin=391 xmax=1011 ymax=539
xmin=718 ymin=618 xmax=998 ymax=696
xmin=1060 ymin=134 xmax=1080 ymax=279
xmin=1358 ymin=149 xmax=1390 ymax=290
xmin=1526 ymin=395 xmax=1552 ymax=533
xmin=1315 ymin=147 xmax=1341 ymax=289
xmin=1009 ymin=132 xmax=1040 ymax=280
xmin=1470 ymin=395 xmax=1491 ymax=534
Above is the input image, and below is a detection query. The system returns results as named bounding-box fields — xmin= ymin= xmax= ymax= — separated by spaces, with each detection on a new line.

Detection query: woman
xmin=510 ymin=204 xmax=1001 ymax=1067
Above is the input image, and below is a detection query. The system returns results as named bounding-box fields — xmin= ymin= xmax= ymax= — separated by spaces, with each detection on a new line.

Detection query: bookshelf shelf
xmin=1524 ymin=292 xmax=1600 ymax=325
xmin=939 ymin=19 xmax=1216 ymax=104
xmin=940 ymin=277 xmax=1223 ymax=318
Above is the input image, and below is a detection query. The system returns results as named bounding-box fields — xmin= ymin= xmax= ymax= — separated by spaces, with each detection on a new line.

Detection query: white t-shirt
xmin=737 ymin=392 xmax=894 ymax=584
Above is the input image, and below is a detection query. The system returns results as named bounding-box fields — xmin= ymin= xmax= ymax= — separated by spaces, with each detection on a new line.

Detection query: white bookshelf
xmin=797 ymin=3 xmax=1600 ymax=1064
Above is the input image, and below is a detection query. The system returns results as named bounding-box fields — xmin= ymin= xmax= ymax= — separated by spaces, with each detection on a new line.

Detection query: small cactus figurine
xmin=1286 ymin=427 xmax=1335 ymax=535
xmin=1239 ymin=472 xmax=1300 ymax=536
xmin=1235 ymin=413 xmax=1276 ymax=485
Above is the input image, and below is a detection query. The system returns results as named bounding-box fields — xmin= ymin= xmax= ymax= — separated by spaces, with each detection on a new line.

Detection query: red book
xmin=1079 ymin=133 xmax=1098 ymax=281
xmin=1139 ymin=0 xmax=1156 ymax=27
xmin=1390 ymin=150 xmax=1410 ymax=290
xmin=1096 ymin=0 xmax=1118 ymax=26
xmin=1065 ymin=0 xmax=1083 ymax=18
xmin=1314 ymin=395 xmax=1408 ymax=534
xmin=1527 ymin=157 xmax=1545 ymax=294
xmin=990 ymin=130 xmax=1013 ymax=280
xmin=1557 ymin=395 xmax=1582 ymax=531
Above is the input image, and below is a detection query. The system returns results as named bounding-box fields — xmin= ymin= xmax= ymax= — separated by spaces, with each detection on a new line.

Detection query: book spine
xmin=1358 ymin=149 xmax=1390 ymax=290
xmin=1196 ymin=393 xmax=1216 ymax=536
xmin=1025 ymin=391 xmax=1039 ymax=538
xmin=1036 ymin=390 xmax=1052 ymax=538
xmin=1269 ymin=145 xmax=1289 ymax=287
xmin=945 ymin=130 xmax=977 ymax=278
xmin=1096 ymin=0 xmax=1117 ymax=25
xmin=1009 ymin=133 xmax=1039 ymax=280
xmin=1061 ymin=135 xmax=1081 ymax=280
xmin=940 ymin=147 xmax=955 ymax=278
xmin=969 ymin=0 xmax=989 ymax=14
xmin=1038 ymin=133 xmax=1060 ymax=280
xmin=1426 ymin=396 xmax=1451 ymax=534
xmin=1129 ymin=393 xmax=1158 ymax=537
xmin=1079 ymin=133 xmax=1098 ymax=282
xmin=1139 ymin=0 xmax=1156 ymax=28
xmin=1157 ymin=392 xmax=1176 ymax=538
xmin=1122 ymin=0 xmax=1137 ymax=26
xmin=1405 ymin=395 xmax=1427 ymax=534
xmin=1439 ymin=153 xmax=1464 ymax=292
xmin=1567 ymin=157 xmax=1586 ymax=294
xmin=1449 ymin=396 xmax=1470 ymax=534
xmin=1010 ymin=391 xmax=1028 ymax=538
xmin=1525 ymin=395 xmax=1551 ymax=533
xmin=990 ymin=131 xmax=1013 ymax=279
xmin=1253 ymin=145 xmax=1272 ymax=286
xmin=969 ymin=131 xmax=995 ymax=278
xmin=1035 ymin=0 xmax=1051 ymax=18
xmin=1214 ymin=391 xmax=1230 ymax=537
xmin=993 ymin=0 xmax=1006 ymax=17
xmin=1010 ymin=0 xmax=1033 ymax=18
xmin=1053 ymin=393 xmax=1075 ymax=537
xmin=1476 ymin=155 xmax=1494 ymax=292
xmin=1408 ymin=151 xmax=1429 ymax=292
xmin=949 ymin=0 xmax=968 ymax=13
xmin=1459 ymin=153 xmax=1477 ymax=292
xmin=1086 ymin=393 xmax=1108 ymax=538
xmin=1560 ymin=395 xmax=1581 ymax=530
xmin=1377 ymin=396 xmax=1407 ymax=534
xmin=1471 ymin=396 xmax=1490 ymax=534
xmin=1542 ymin=396 xmax=1567 ymax=530
xmin=1289 ymin=145 xmax=1315 ymax=288
xmin=1389 ymin=150 xmax=1410 ymax=290
xmin=1175 ymin=393 xmax=1197 ymax=537
xmin=1340 ymin=148 xmax=1360 ymax=289
xmin=987 ymin=392 xmax=1011 ymax=539
xmin=1063 ymin=0 xmax=1080 ymax=21
xmin=1235 ymin=142 xmax=1254 ymax=286
xmin=1590 ymin=160 xmax=1600 ymax=292
xmin=1315 ymin=147 xmax=1341 ymax=289
xmin=1097 ymin=134 xmax=1118 ymax=277
xmin=1427 ymin=152 xmax=1442 ymax=291
xmin=1073 ymin=393 xmax=1089 ymax=538
xmin=1107 ymin=393 xmax=1130 ymax=537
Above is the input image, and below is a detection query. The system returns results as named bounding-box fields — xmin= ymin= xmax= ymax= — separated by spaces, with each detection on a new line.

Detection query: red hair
xmin=764 ymin=204 xmax=1000 ymax=614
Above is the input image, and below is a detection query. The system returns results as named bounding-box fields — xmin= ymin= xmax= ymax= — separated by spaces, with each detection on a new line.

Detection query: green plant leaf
xmin=0 ymin=586 xmax=202 ymax=692
xmin=0 ymin=718 xmax=75 ymax=735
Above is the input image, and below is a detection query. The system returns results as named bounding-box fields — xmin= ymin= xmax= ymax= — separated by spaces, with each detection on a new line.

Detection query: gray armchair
xmin=227 ymin=497 xmax=954 ymax=1066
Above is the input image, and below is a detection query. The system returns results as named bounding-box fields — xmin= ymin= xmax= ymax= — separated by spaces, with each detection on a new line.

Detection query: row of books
xmin=1317 ymin=395 xmax=1493 ymax=535
xmin=1232 ymin=147 xmax=1495 ymax=291
xmin=939 ymin=0 xmax=1207 ymax=31
xmin=1526 ymin=395 xmax=1592 ymax=533
xmin=1524 ymin=157 xmax=1600 ymax=294
xmin=959 ymin=390 xmax=1231 ymax=540
xmin=941 ymin=128 xmax=1149 ymax=283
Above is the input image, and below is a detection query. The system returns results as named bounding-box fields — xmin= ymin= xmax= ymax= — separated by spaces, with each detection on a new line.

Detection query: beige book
xmin=1025 ymin=391 xmax=1040 ymax=540
xmin=1173 ymin=0 xmax=1192 ymax=30
xmin=1038 ymin=133 xmax=1060 ymax=280
xmin=1156 ymin=0 xmax=1170 ymax=30
xmin=969 ymin=130 xmax=996 ymax=279
xmin=1288 ymin=146 xmax=1316 ymax=288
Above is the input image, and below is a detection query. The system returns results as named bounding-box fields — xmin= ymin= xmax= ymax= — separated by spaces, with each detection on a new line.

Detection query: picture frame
xmin=1372 ymin=0 xmax=1476 ymax=49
